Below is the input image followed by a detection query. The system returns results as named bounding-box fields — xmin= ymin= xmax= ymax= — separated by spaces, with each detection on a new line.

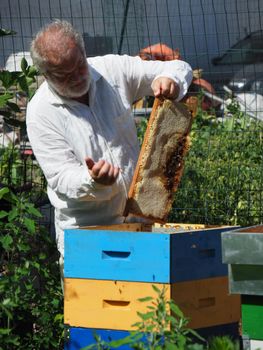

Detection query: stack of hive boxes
xmin=222 ymin=225 xmax=263 ymax=350
xmin=64 ymin=224 xmax=241 ymax=349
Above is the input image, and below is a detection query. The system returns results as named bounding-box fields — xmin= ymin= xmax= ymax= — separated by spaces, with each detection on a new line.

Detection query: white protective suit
xmin=26 ymin=54 xmax=193 ymax=255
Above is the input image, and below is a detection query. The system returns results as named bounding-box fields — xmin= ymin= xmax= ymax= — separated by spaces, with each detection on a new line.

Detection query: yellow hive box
xmin=64 ymin=276 xmax=240 ymax=331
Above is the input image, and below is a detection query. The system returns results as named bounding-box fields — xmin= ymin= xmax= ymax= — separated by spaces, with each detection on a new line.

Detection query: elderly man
xmin=26 ymin=20 xmax=193 ymax=257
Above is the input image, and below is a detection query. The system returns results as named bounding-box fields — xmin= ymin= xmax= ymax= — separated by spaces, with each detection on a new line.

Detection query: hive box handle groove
xmin=198 ymin=249 xmax=215 ymax=258
xmin=102 ymin=250 xmax=131 ymax=259
xmin=198 ymin=297 xmax=216 ymax=308
xmin=103 ymin=299 xmax=131 ymax=309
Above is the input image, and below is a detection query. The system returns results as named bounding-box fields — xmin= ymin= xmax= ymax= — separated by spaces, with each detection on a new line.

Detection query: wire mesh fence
xmin=0 ymin=0 xmax=263 ymax=227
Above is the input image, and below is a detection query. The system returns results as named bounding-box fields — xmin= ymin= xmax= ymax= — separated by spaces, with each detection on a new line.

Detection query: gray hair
xmin=30 ymin=20 xmax=85 ymax=74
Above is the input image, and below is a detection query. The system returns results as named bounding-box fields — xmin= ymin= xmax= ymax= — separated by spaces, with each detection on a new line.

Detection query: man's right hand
xmin=85 ymin=157 xmax=120 ymax=186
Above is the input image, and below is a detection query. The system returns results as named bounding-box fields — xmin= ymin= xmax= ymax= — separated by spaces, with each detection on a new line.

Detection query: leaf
xmin=28 ymin=88 xmax=36 ymax=100
xmin=0 ymin=187 xmax=9 ymax=199
xmin=0 ymin=28 xmax=16 ymax=36
xmin=187 ymin=329 xmax=205 ymax=342
xmin=32 ymin=261 xmax=40 ymax=269
xmin=208 ymin=335 xmax=238 ymax=350
xmin=137 ymin=311 xmax=155 ymax=321
xmin=28 ymin=65 xmax=38 ymax=77
xmin=26 ymin=204 xmax=42 ymax=217
xmin=131 ymin=321 xmax=141 ymax=328
xmin=9 ymin=190 xmax=19 ymax=204
xmin=20 ymin=57 xmax=28 ymax=74
xmin=39 ymin=252 xmax=46 ymax=260
xmin=0 ymin=93 xmax=13 ymax=107
xmin=163 ymin=341 xmax=180 ymax=350
xmin=147 ymin=305 xmax=155 ymax=310
xmin=153 ymin=346 xmax=163 ymax=350
xmin=8 ymin=208 xmax=19 ymax=221
xmin=26 ymin=76 xmax=35 ymax=86
xmin=0 ymin=71 xmax=15 ymax=89
xmin=107 ymin=335 xmax=135 ymax=348
xmin=0 ymin=234 xmax=13 ymax=250
xmin=51 ymin=299 xmax=59 ymax=307
xmin=137 ymin=296 xmax=153 ymax=303
xmin=18 ymin=75 xmax=29 ymax=94
xmin=2 ymin=298 xmax=12 ymax=306
xmin=17 ymin=241 xmax=30 ymax=252
xmin=54 ymin=313 xmax=63 ymax=323
xmin=187 ymin=344 xmax=206 ymax=350
xmin=24 ymin=217 xmax=36 ymax=233
xmin=170 ymin=303 xmax=184 ymax=318
xmin=0 ymin=210 xmax=8 ymax=219
xmin=152 ymin=284 xmax=161 ymax=294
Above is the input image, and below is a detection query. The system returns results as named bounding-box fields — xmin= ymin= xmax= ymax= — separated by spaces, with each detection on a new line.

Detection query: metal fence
xmin=0 ymin=0 xmax=263 ymax=226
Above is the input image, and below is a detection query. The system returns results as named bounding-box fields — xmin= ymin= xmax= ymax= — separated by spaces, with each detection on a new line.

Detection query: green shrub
xmin=170 ymin=99 xmax=263 ymax=225
xmin=208 ymin=336 xmax=240 ymax=350
xmin=0 ymin=187 xmax=63 ymax=350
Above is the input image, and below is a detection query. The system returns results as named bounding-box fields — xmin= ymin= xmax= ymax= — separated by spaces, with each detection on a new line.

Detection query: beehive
xmin=65 ymin=224 xmax=240 ymax=349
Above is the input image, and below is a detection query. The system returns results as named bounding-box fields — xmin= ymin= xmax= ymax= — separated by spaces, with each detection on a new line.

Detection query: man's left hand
xmin=151 ymin=77 xmax=179 ymax=100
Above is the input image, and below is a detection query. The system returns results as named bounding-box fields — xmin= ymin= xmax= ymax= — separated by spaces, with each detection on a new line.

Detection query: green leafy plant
xmin=0 ymin=187 xmax=63 ymax=349
xmin=0 ymin=28 xmax=45 ymax=202
xmin=130 ymin=285 xmax=204 ymax=350
xmin=0 ymin=28 xmax=38 ymax=131
xmin=207 ymin=336 xmax=240 ymax=350
xmin=170 ymin=98 xmax=263 ymax=226
xmin=137 ymin=117 xmax=148 ymax=147
xmin=0 ymin=58 xmax=38 ymax=129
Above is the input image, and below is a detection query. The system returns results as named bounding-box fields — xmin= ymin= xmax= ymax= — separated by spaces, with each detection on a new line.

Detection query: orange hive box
xmin=64 ymin=276 xmax=240 ymax=331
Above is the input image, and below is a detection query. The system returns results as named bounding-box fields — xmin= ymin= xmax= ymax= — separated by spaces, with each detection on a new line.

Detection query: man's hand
xmin=151 ymin=77 xmax=179 ymax=100
xmin=85 ymin=157 xmax=120 ymax=186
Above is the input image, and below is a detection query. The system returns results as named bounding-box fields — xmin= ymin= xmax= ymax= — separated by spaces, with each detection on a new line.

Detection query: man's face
xmin=46 ymin=45 xmax=90 ymax=98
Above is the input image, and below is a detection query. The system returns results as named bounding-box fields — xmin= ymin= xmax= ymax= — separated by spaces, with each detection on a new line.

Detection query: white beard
xmin=47 ymin=76 xmax=91 ymax=99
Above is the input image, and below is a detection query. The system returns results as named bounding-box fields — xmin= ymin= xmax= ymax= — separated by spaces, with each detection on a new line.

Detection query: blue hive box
xmin=65 ymin=323 xmax=240 ymax=350
xmin=65 ymin=226 xmax=238 ymax=283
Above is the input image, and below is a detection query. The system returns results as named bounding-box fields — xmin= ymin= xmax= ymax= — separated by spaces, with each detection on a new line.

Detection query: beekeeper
xmin=26 ymin=20 xmax=193 ymax=258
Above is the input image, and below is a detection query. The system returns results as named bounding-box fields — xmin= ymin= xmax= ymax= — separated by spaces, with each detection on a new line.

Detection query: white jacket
xmin=26 ymin=54 xmax=192 ymax=255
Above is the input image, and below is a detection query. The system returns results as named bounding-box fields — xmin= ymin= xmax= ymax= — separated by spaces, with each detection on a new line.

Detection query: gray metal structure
xmin=222 ymin=225 xmax=263 ymax=296
xmin=0 ymin=0 xmax=262 ymax=79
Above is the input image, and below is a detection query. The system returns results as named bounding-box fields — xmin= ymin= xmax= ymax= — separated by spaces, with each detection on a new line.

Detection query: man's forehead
xmin=47 ymin=45 xmax=85 ymax=72
xmin=48 ymin=53 xmax=87 ymax=74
